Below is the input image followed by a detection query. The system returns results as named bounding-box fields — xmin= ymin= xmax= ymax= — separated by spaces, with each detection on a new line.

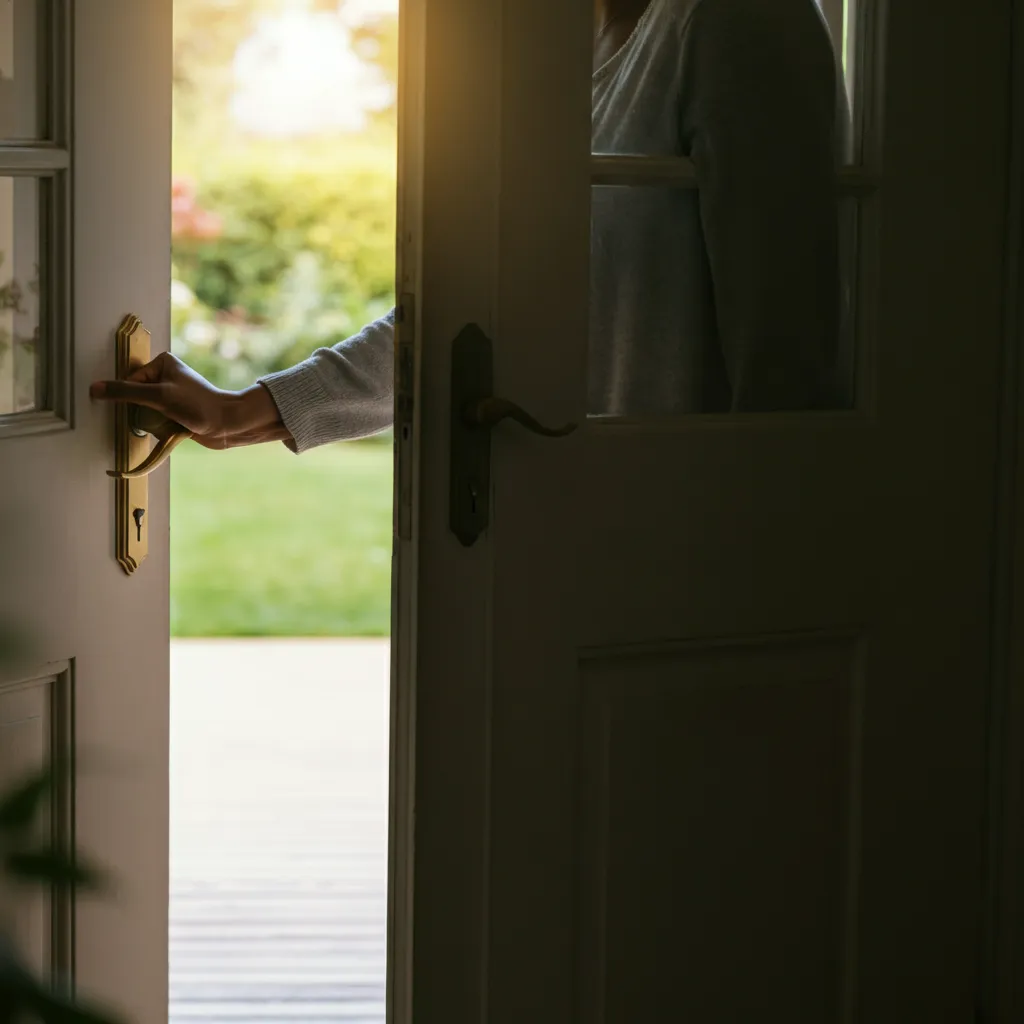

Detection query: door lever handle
xmin=463 ymin=397 xmax=577 ymax=438
xmin=106 ymin=405 xmax=192 ymax=480
xmin=450 ymin=323 xmax=577 ymax=547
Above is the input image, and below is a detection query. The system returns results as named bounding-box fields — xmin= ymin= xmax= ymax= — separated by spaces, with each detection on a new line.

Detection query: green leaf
xmin=31 ymin=995 xmax=126 ymax=1024
xmin=4 ymin=849 xmax=107 ymax=891
xmin=0 ymin=849 xmax=119 ymax=1024
xmin=22 ymin=981 xmax=125 ymax=1024
xmin=0 ymin=942 xmax=52 ymax=1021
xmin=0 ymin=768 xmax=52 ymax=833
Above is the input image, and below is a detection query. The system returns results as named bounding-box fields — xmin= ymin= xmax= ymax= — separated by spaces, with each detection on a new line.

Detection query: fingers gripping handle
xmin=107 ymin=404 xmax=192 ymax=480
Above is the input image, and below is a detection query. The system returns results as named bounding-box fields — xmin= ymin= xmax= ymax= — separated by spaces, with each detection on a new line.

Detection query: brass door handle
xmin=463 ymin=397 xmax=577 ymax=438
xmin=106 ymin=405 xmax=192 ymax=480
xmin=109 ymin=314 xmax=193 ymax=575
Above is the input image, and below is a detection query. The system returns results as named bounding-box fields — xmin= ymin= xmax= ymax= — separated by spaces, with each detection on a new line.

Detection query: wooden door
xmin=393 ymin=0 xmax=1018 ymax=1020
xmin=0 ymin=3 xmax=172 ymax=1021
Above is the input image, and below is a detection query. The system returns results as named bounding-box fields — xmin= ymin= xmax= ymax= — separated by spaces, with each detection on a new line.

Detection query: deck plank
xmin=170 ymin=640 xmax=390 ymax=1024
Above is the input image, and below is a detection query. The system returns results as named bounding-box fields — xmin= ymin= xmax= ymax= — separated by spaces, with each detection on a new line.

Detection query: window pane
xmin=588 ymin=0 xmax=862 ymax=418
xmin=0 ymin=0 xmax=43 ymax=141
xmin=588 ymin=189 xmax=857 ymax=417
xmin=592 ymin=0 xmax=858 ymax=164
xmin=0 ymin=176 xmax=41 ymax=415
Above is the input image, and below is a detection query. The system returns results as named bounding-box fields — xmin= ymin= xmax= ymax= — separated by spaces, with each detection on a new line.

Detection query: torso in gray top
xmin=589 ymin=0 xmax=850 ymax=416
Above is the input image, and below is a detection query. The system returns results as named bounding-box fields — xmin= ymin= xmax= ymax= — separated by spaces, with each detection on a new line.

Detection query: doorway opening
xmin=169 ymin=3 xmax=398 ymax=1020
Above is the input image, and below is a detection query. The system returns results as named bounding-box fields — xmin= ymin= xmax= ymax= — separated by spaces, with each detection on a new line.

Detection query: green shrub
xmin=171 ymin=158 xmax=396 ymax=390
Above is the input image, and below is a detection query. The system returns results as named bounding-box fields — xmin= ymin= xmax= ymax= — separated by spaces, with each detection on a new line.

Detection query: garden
xmin=169 ymin=0 xmax=398 ymax=637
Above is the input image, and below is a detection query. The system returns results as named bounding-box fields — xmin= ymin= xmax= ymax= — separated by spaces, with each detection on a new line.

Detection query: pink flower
xmin=172 ymin=175 xmax=224 ymax=241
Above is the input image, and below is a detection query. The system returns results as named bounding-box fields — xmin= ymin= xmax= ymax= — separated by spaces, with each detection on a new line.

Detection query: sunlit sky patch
xmin=232 ymin=0 xmax=398 ymax=137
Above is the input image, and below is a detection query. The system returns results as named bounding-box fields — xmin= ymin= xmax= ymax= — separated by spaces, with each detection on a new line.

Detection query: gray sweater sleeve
xmin=680 ymin=0 xmax=842 ymax=410
xmin=258 ymin=309 xmax=396 ymax=453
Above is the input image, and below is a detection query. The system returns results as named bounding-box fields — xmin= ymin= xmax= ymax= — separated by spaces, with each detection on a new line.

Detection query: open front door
xmin=1 ymin=2 xmax=171 ymax=1020
xmin=394 ymin=0 xmax=1019 ymax=1019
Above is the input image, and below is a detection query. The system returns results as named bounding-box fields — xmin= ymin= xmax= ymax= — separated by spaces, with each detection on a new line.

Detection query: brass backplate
xmin=115 ymin=315 xmax=150 ymax=575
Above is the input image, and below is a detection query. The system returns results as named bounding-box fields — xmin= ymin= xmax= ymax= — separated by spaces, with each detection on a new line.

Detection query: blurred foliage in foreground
xmin=0 ymin=764 xmax=118 ymax=1024
xmin=0 ymin=629 xmax=117 ymax=1024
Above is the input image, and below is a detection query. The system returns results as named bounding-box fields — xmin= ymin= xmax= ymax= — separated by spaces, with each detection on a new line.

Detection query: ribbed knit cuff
xmin=259 ymin=360 xmax=333 ymax=454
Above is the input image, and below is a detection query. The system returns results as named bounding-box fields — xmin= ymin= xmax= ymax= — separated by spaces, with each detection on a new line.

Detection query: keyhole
xmin=133 ymin=507 xmax=145 ymax=542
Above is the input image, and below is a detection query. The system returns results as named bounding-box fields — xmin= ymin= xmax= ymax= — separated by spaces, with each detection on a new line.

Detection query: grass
xmin=170 ymin=439 xmax=393 ymax=637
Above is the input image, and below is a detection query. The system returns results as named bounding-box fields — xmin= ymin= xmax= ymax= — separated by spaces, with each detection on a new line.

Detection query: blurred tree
xmin=352 ymin=12 xmax=399 ymax=125
xmin=173 ymin=0 xmax=274 ymax=152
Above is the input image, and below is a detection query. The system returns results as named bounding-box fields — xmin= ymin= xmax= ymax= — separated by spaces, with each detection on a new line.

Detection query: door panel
xmin=0 ymin=2 xmax=171 ymax=1020
xmin=577 ymin=634 xmax=861 ymax=1019
xmin=397 ymin=0 xmax=1013 ymax=1021
xmin=0 ymin=663 xmax=72 ymax=981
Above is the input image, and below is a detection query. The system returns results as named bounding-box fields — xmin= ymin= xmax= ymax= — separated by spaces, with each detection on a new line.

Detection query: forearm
xmin=258 ymin=310 xmax=396 ymax=453
xmin=214 ymin=383 xmax=294 ymax=449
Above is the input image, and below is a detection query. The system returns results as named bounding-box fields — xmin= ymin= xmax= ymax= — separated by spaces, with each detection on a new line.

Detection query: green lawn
xmin=170 ymin=440 xmax=393 ymax=637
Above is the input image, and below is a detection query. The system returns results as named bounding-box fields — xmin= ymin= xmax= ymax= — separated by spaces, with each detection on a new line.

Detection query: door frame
xmin=984 ymin=2 xmax=1024 ymax=1019
xmin=386 ymin=0 xmax=425 ymax=1015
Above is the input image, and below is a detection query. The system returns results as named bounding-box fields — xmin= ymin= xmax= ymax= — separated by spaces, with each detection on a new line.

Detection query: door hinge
xmin=395 ymin=293 xmax=416 ymax=542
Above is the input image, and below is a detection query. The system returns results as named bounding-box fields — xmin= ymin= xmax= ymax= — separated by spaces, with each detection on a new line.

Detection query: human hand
xmin=90 ymin=352 xmax=289 ymax=450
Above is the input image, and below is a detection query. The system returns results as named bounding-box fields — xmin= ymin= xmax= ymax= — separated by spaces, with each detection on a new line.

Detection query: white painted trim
xmin=982 ymin=2 xmax=1024 ymax=1019
xmin=0 ymin=409 xmax=69 ymax=440
xmin=856 ymin=0 xmax=886 ymax=171
xmin=0 ymin=2 xmax=73 ymax=432
xmin=819 ymin=0 xmax=844 ymax=52
xmin=847 ymin=0 xmax=886 ymax=414
xmin=589 ymin=154 xmax=880 ymax=195
xmin=388 ymin=0 xmax=426 ymax=1017
xmin=0 ymin=146 xmax=70 ymax=173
